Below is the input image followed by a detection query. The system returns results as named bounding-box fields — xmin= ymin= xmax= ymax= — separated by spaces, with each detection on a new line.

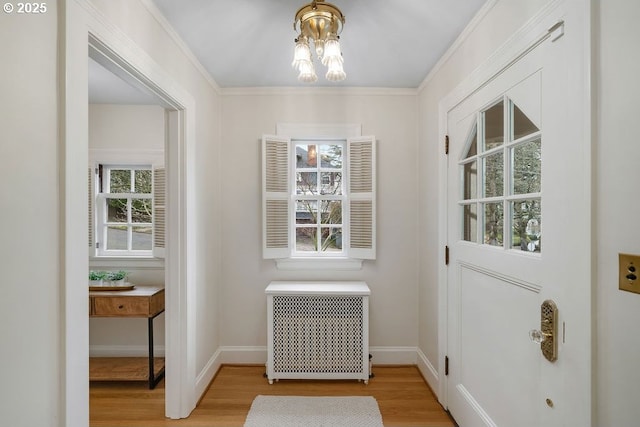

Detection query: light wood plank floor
xmin=90 ymin=364 xmax=456 ymax=427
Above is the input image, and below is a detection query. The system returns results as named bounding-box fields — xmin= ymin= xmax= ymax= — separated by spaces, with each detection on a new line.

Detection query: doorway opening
xmin=71 ymin=32 xmax=198 ymax=419
xmin=87 ymin=53 xmax=167 ymax=394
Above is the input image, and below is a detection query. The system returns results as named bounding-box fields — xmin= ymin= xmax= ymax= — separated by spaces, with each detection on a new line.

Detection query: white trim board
xmin=89 ymin=148 xmax=164 ymax=165
xmin=65 ymin=0 xmax=200 ymax=422
xmin=216 ymin=346 xmax=420 ymax=366
xmin=416 ymin=349 xmax=440 ymax=397
xmin=223 ymin=87 xmax=418 ymax=97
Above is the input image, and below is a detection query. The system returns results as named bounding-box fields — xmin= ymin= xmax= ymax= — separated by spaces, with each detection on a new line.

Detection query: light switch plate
xmin=619 ymin=253 xmax=640 ymax=294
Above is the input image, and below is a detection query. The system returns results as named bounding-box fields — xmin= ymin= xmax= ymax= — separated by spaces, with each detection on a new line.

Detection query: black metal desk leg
xmin=148 ymin=314 xmax=166 ymax=389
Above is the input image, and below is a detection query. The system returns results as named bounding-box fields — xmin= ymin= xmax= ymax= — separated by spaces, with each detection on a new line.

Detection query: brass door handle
xmin=529 ymin=300 xmax=558 ymax=362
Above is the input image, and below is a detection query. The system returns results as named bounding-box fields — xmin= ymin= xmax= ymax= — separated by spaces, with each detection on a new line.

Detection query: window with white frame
xmin=262 ymin=131 xmax=376 ymax=262
xmin=91 ymin=164 xmax=165 ymax=257
xmin=294 ymin=141 xmax=344 ymax=254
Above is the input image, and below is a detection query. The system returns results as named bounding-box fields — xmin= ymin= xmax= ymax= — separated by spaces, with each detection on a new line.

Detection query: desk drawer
xmin=89 ymin=287 xmax=164 ymax=317
xmin=92 ymin=297 xmax=151 ymax=316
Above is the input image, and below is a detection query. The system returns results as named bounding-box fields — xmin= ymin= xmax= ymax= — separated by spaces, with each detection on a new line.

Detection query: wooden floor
xmin=90 ymin=364 xmax=457 ymax=427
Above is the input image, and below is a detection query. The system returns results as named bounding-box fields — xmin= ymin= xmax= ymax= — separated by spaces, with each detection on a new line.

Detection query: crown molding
xmin=138 ymin=0 xmax=221 ymax=94
xmin=220 ymin=86 xmax=418 ymax=97
xmin=418 ymin=0 xmax=500 ymax=92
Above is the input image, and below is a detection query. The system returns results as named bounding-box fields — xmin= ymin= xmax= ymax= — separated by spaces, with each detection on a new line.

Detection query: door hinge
xmin=445 ymin=245 xmax=450 ymax=266
xmin=445 ymin=355 xmax=449 ymax=376
xmin=445 ymin=135 xmax=449 ymax=155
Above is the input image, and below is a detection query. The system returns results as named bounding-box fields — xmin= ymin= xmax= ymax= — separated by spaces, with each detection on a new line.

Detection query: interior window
xmin=94 ymin=165 xmax=153 ymax=256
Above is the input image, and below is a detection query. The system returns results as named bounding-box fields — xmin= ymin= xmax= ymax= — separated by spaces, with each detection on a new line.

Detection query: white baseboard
xmin=87 ymin=344 xmax=441 ymax=408
xmin=214 ymin=345 xmax=421 ymax=366
xmin=195 ymin=348 xmax=222 ymax=400
xmin=89 ymin=345 xmax=165 ymax=357
xmin=416 ymin=348 xmax=440 ymax=398
xmin=369 ymin=346 xmax=418 ymax=365
xmin=218 ymin=346 xmax=268 ymax=365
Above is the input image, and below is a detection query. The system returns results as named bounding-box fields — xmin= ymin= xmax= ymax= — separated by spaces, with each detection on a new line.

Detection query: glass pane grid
xmin=293 ymin=142 xmax=344 ymax=255
xmin=458 ymin=97 xmax=542 ymax=252
xmin=100 ymin=165 xmax=153 ymax=255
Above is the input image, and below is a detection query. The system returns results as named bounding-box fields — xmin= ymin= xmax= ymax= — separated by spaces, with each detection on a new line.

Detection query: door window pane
xmin=463 ymin=204 xmax=478 ymax=243
xmin=484 ymin=101 xmax=504 ymax=150
xmin=513 ymin=104 xmax=539 ymax=140
xmin=484 ymin=153 xmax=504 ymax=197
xmin=512 ymin=199 xmax=541 ymax=252
xmin=484 ymin=202 xmax=503 ymax=246
xmin=464 ymin=125 xmax=477 ymax=158
xmin=463 ymin=160 xmax=477 ymax=200
xmin=513 ymin=139 xmax=541 ymax=195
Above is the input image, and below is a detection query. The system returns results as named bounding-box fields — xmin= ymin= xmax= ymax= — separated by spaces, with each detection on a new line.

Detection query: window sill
xmin=275 ymin=257 xmax=363 ymax=271
xmin=89 ymin=257 xmax=164 ymax=269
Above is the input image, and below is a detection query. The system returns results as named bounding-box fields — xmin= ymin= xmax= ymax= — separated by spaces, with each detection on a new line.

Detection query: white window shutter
xmin=348 ymin=136 xmax=376 ymax=259
xmin=88 ymin=167 xmax=95 ymax=252
xmin=152 ymin=165 xmax=166 ymax=258
xmin=263 ymin=135 xmax=291 ymax=259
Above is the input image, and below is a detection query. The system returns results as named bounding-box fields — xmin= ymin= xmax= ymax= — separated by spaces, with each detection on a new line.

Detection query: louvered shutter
xmin=88 ymin=167 xmax=95 ymax=252
xmin=263 ymin=135 xmax=291 ymax=259
xmin=348 ymin=136 xmax=376 ymax=259
xmin=152 ymin=165 xmax=166 ymax=258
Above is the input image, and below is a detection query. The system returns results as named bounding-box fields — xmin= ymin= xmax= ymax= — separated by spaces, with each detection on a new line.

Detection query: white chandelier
xmin=292 ymin=0 xmax=346 ymax=83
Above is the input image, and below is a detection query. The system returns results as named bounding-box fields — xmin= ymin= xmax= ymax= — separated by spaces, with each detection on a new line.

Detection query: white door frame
xmin=61 ymin=0 xmax=198 ymax=423
xmin=437 ymin=0 xmax=592 ymax=423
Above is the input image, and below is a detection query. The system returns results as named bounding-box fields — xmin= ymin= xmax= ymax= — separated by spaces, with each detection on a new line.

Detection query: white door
xmin=445 ymin=9 xmax=591 ymax=427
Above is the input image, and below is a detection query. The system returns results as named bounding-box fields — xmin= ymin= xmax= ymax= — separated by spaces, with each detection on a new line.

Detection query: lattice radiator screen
xmin=266 ymin=282 xmax=370 ymax=384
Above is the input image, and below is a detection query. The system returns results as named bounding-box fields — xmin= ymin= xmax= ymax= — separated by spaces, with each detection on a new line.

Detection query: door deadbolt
xmin=529 ymin=299 xmax=558 ymax=362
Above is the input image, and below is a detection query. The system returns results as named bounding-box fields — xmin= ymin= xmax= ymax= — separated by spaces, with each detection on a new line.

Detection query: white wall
xmin=89 ymin=104 xmax=165 ymax=151
xmin=0 ymin=4 xmax=62 ymax=427
xmin=595 ymin=1 xmax=640 ymax=425
xmin=88 ymin=104 xmax=166 ymax=355
xmin=417 ymin=0 xmax=545 ymax=389
xmin=220 ymin=89 xmax=419 ymax=363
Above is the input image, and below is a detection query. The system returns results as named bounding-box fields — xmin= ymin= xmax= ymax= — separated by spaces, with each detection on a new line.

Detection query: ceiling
xmin=89 ymin=0 xmax=486 ymax=103
xmin=88 ymin=57 xmax=158 ymax=104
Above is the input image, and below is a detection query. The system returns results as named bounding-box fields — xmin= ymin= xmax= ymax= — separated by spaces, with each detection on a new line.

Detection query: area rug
xmin=243 ymin=395 xmax=384 ymax=427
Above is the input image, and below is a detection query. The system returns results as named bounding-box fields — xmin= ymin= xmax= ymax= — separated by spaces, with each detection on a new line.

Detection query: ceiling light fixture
xmin=292 ymin=0 xmax=346 ymax=83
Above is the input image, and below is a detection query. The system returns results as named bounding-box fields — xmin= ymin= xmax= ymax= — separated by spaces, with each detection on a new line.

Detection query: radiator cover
xmin=266 ymin=282 xmax=370 ymax=384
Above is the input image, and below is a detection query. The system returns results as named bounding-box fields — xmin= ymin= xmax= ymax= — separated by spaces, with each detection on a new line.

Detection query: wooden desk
xmin=89 ymin=286 xmax=165 ymax=389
